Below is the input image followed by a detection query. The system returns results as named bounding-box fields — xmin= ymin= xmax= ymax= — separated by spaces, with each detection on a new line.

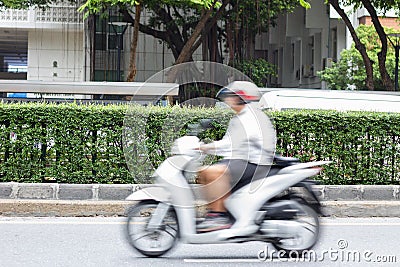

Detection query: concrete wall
xmin=27 ymin=29 xmax=84 ymax=81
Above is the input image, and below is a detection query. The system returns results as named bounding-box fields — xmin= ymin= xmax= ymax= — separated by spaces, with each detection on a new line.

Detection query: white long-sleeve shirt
xmin=204 ymin=104 xmax=276 ymax=165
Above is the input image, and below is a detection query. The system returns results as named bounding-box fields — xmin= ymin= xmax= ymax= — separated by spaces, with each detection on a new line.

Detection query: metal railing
xmin=0 ymin=80 xmax=179 ymax=104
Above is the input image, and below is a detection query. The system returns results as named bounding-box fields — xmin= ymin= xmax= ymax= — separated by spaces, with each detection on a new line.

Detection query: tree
xmin=234 ymin=58 xmax=277 ymax=87
xmin=0 ymin=0 xmax=91 ymax=10
xmin=0 ymin=0 xmax=56 ymax=9
xmin=78 ymin=0 xmax=144 ymax=82
xmin=318 ymin=25 xmax=397 ymax=90
xmin=328 ymin=0 xmax=374 ymax=90
xmin=127 ymin=2 xmax=141 ymax=82
xmin=224 ymin=0 xmax=299 ymax=64
xmin=79 ymin=0 xmax=307 ymax=82
xmin=299 ymin=0 xmax=311 ymax=8
xmin=327 ymin=0 xmax=400 ymax=91
xmin=79 ymin=0 xmax=221 ymax=81
xmin=360 ymin=0 xmax=399 ymax=91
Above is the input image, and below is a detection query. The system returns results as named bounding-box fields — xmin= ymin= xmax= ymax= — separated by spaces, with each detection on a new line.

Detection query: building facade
xmin=0 ymin=1 xmax=398 ymax=89
xmin=264 ymin=0 xmax=399 ymax=89
xmin=0 ymin=2 xmax=83 ymax=81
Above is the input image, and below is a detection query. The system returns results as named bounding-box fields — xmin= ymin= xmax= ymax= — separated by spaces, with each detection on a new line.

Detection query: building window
xmin=108 ymin=34 xmax=123 ymax=50
xmin=94 ymin=15 xmax=124 ymax=51
xmin=95 ymin=16 xmax=107 ymax=51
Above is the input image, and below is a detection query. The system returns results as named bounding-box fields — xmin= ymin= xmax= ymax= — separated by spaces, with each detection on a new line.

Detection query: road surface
xmin=0 ymin=217 xmax=399 ymax=266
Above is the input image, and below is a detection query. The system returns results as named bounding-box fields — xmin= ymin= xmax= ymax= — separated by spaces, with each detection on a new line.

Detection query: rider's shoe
xmin=196 ymin=212 xmax=232 ymax=232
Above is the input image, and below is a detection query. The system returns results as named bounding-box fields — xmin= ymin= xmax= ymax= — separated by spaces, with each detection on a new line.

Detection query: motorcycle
xmin=123 ymin=120 xmax=331 ymax=257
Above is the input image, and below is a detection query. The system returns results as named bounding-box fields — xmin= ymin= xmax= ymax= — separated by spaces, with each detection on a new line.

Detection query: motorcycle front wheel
xmin=124 ymin=200 xmax=179 ymax=257
xmin=271 ymin=202 xmax=320 ymax=255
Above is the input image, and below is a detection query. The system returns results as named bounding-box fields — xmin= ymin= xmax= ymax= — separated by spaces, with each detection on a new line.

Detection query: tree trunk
xmin=209 ymin=24 xmax=219 ymax=62
xmin=189 ymin=0 xmax=229 ymax=57
xmin=202 ymin=26 xmax=209 ymax=61
xmin=121 ymin=1 xmax=228 ymax=67
xmin=166 ymin=2 xmax=218 ymax=86
xmin=120 ymin=7 xmax=184 ymax=60
xmin=126 ymin=4 xmax=141 ymax=82
xmin=226 ymin=19 xmax=235 ymax=65
xmin=361 ymin=0 xmax=394 ymax=91
xmin=174 ymin=6 xmax=216 ymax=65
xmin=245 ymin=30 xmax=255 ymax=60
xmin=329 ymin=0 xmax=374 ymax=90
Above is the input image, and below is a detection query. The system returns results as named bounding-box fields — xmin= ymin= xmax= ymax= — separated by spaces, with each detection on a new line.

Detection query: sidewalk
xmin=0 ymin=183 xmax=399 ymax=217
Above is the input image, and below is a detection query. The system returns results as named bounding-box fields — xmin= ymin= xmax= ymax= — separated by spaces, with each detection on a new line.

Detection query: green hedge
xmin=272 ymin=110 xmax=400 ymax=185
xmin=1 ymin=102 xmax=399 ymax=185
xmin=0 ymin=103 xmax=128 ymax=184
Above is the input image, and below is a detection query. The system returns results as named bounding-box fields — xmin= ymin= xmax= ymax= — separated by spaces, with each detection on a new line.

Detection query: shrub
xmin=318 ymin=25 xmax=397 ymax=90
xmin=0 ymin=102 xmax=129 ymax=184
xmin=1 ymin=102 xmax=400 ymax=185
xmin=233 ymin=58 xmax=277 ymax=87
xmin=272 ymin=110 xmax=400 ymax=185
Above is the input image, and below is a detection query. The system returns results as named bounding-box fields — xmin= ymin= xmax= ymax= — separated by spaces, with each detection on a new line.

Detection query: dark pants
xmin=218 ymin=159 xmax=272 ymax=192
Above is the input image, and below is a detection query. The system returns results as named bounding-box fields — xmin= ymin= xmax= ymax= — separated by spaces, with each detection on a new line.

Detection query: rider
xmin=197 ymin=81 xmax=276 ymax=232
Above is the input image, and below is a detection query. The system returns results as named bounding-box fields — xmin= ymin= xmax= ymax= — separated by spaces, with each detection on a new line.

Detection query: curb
xmin=322 ymin=201 xmax=400 ymax=217
xmin=0 ymin=183 xmax=399 ymax=217
xmin=1 ymin=183 xmax=400 ymax=201
xmin=0 ymin=199 xmax=130 ymax=217
xmin=0 ymin=183 xmax=141 ymax=201
xmin=0 ymin=199 xmax=399 ymax=218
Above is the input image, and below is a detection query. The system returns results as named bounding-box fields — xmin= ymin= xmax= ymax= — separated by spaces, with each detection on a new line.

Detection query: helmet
xmin=216 ymin=81 xmax=261 ymax=103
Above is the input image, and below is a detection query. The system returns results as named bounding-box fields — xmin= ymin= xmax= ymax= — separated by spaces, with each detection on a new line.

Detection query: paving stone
xmin=0 ymin=184 xmax=13 ymax=198
xmin=98 ymin=185 xmax=133 ymax=200
xmin=58 ymin=184 xmax=93 ymax=200
xmin=17 ymin=184 xmax=55 ymax=199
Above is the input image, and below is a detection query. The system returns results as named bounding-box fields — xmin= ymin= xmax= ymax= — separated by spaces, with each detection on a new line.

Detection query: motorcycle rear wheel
xmin=124 ymin=200 xmax=179 ymax=257
xmin=271 ymin=203 xmax=320 ymax=256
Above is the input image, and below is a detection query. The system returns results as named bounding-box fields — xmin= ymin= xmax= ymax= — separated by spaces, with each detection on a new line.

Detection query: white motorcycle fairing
xmin=125 ymin=186 xmax=171 ymax=203
xmin=124 ymin=141 xmax=329 ymax=244
xmin=185 ymin=166 xmax=322 ymax=244
xmin=149 ymin=155 xmax=324 ymax=243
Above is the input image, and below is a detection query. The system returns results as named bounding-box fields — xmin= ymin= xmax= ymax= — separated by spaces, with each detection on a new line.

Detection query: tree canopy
xmin=329 ymin=0 xmax=400 ymax=90
xmin=0 ymin=0 xmax=72 ymax=9
xmin=319 ymin=25 xmax=397 ymax=90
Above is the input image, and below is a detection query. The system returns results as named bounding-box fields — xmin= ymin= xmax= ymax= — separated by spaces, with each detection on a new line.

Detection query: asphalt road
xmin=0 ymin=217 xmax=399 ymax=267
